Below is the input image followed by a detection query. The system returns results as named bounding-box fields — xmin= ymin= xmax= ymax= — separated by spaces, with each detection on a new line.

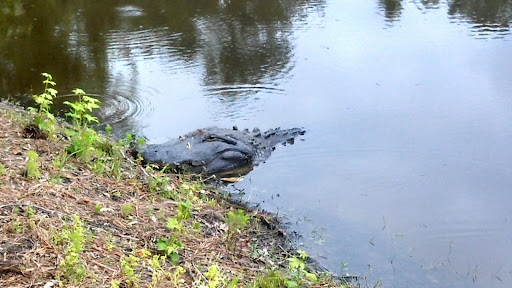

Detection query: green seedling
xmin=11 ymin=218 xmax=23 ymax=233
xmin=167 ymin=266 xmax=185 ymax=287
xmin=203 ymin=264 xmax=225 ymax=288
xmin=286 ymin=250 xmax=317 ymax=287
xmin=26 ymin=150 xmax=40 ymax=179
xmin=121 ymin=203 xmax=133 ymax=218
xmin=120 ymin=254 xmax=139 ymax=287
xmin=94 ymin=203 xmax=102 ymax=213
xmin=177 ymin=200 xmax=192 ymax=222
xmin=225 ymin=209 xmax=249 ymax=252
xmin=54 ymin=214 xmax=87 ymax=283
xmin=105 ymin=124 xmax=112 ymax=136
xmin=156 ymin=237 xmax=183 ymax=264
xmin=248 ymin=269 xmax=288 ymax=288
xmin=147 ymin=254 xmax=165 ymax=287
xmin=25 ymin=204 xmax=35 ymax=217
xmin=64 ymin=88 xmax=100 ymax=127
xmin=28 ymin=72 xmax=57 ymax=134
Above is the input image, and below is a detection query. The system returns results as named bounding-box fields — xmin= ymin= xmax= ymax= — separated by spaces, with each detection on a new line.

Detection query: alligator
xmin=135 ymin=126 xmax=305 ymax=177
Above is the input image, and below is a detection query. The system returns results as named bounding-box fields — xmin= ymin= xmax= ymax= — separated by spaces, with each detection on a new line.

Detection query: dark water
xmin=2 ymin=0 xmax=512 ymax=287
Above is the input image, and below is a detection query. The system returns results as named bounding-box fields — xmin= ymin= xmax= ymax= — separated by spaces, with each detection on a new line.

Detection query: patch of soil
xmin=22 ymin=123 xmax=48 ymax=139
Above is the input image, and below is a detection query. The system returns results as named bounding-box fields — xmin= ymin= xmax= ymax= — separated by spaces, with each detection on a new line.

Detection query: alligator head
xmin=135 ymin=126 xmax=305 ymax=177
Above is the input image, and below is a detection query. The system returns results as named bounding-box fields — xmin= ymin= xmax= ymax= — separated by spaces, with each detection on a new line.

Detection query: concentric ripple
xmin=55 ymin=91 xmax=152 ymax=133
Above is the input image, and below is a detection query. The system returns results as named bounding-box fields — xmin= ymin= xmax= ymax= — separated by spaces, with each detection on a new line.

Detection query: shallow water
xmin=1 ymin=0 xmax=512 ymax=286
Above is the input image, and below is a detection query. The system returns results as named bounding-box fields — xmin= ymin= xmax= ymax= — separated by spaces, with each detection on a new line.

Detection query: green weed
xmin=156 ymin=217 xmax=185 ymax=263
xmin=62 ymin=88 xmax=104 ymax=164
xmin=120 ymin=254 xmax=140 ymax=287
xmin=105 ymin=124 xmax=112 ymax=136
xmin=28 ymin=72 xmax=57 ymax=134
xmin=25 ymin=204 xmax=35 ymax=217
xmin=121 ymin=203 xmax=133 ymax=218
xmin=147 ymin=165 xmax=175 ymax=198
xmin=203 ymin=264 xmax=225 ymax=288
xmin=54 ymin=214 xmax=88 ymax=284
xmin=147 ymin=254 xmax=165 ymax=287
xmin=225 ymin=209 xmax=249 ymax=252
xmin=177 ymin=200 xmax=192 ymax=222
xmin=286 ymin=250 xmax=317 ymax=287
xmin=248 ymin=269 xmax=288 ymax=288
xmin=94 ymin=203 xmax=102 ymax=213
xmin=26 ymin=150 xmax=40 ymax=179
xmin=167 ymin=266 xmax=185 ymax=287
xmin=64 ymin=88 xmax=100 ymax=127
xmin=10 ymin=218 xmax=23 ymax=233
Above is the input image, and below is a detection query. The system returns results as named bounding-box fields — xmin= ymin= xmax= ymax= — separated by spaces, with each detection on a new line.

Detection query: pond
xmin=1 ymin=0 xmax=512 ymax=287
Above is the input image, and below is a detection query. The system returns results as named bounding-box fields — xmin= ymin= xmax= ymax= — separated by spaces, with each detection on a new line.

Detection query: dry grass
xmin=0 ymin=102 xmax=351 ymax=288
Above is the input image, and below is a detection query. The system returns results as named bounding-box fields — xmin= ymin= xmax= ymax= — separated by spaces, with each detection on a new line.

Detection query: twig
xmin=90 ymin=260 xmax=117 ymax=273
xmin=113 ymin=233 xmax=140 ymax=242
xmin=0 ymin=203 xmax=65 ymax=216
xmin=120 ymin=149 xmax=149 ymax=177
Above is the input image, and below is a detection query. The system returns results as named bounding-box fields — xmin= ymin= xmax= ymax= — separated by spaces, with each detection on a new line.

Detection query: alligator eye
xmin=204 ymin=135 xmax=217 ymax=141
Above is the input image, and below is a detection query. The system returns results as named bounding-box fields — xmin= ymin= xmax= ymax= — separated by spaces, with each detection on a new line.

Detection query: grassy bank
xmin=0 ymin=77 xmax=355 ymax=287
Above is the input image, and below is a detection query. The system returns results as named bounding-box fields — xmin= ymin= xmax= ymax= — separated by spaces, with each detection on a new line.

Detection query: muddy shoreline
xmin=0 ymin=101 xmax=356 ymax=287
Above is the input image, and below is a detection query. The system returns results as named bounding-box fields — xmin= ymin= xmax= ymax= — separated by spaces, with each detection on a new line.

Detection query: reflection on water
xmin=379 ymin=0 xmax=512 ymax=37
xmin=0 ymin=0 xmax=322 ymax=132
xmin=379 ymin=0 xmax=403 ymax=24
xmin=1 ymin=0 xmax=512 ymax=287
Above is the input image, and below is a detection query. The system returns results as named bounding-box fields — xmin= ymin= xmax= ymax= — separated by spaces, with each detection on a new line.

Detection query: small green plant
xmin=26 ymin=150 xmax=41 ymax=179
xmin=52 ymin=150 xmax=69 ymax=173
xmin=11 ymin=218 xmax=23 ymax=233
xmin=105 ymin=124 xmax=112 ymax=136
xmin=25 ymin=204 xmax=35 ymax=217
xmin=286 ymin=250 xmax=317 ymax=287
xmin=192 ymin=220 xmax=201 ymax=230
xmin=110 ymin=279 xmax=121 ymax=288
xmin=65 ymin=125 xmax=102 ymax=161
xmin=155 ymin=216 xmax=185 ymax=263
xmin=177 ymin=200 xmax=192 ymax=222
xmin=105 ymin=233 xmax=114 ymax=251
xmin=63 ymin=88 xmax=103 ymax=162
xmin=136 ymin=136 xmax=145 ymax=149
xmin=167 ymin=266 xmax=185 ymax=287
xmin=225 ymin=209 xmax=248 ymax=231
xmin=157 ymin=217 xmax=185 ymax=262
xmin=203 ymin=264 xmax=225 ymax=288
xmin=166 ymin=217 xmax=184 ymax=232
xmin=156 ymin=236 xmax=183 ymax=264
xmin=225 ymin=209 xmax=249 ymax=252
xmin=147 ymin=254 xmax=165 ymax=287
xmin=121 ymin=203 xmax=133 ymax=218
xmin=64 ymin=88 xmax=100 ymax=127
xmin=94 ymin=203 xmax=102 ymax=213
xmin=180 ymin=179 xmax=202 ymax=199
xmin=120 ymin=254 xmax=140 ymax=287
xmin=28 ymin=72 xmax=57 ymax=134
xmin=248 ymin=269 xmax=288 ymax=288
xmin=147 ymin=165 xmax=175 ymax=198
xmin=55 ymin=214 xmax=87 ymax=283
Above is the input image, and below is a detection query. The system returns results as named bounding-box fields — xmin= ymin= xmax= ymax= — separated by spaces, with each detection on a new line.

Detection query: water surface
xmin=1 ymin=0 xmax=512 ymax=287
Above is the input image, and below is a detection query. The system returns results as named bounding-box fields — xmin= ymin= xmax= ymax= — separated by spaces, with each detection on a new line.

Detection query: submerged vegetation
xmin=0 ymin=74 xmax=358 ymax=287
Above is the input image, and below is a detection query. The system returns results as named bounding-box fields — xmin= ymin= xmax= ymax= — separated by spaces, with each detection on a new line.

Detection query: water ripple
xmin=55 ymin=91 xmax=152 ymax=132
xmin=205 ymin=85 xmax=285 ymax=98
xmin=106 ymin=28 xmax=181 ymax=61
